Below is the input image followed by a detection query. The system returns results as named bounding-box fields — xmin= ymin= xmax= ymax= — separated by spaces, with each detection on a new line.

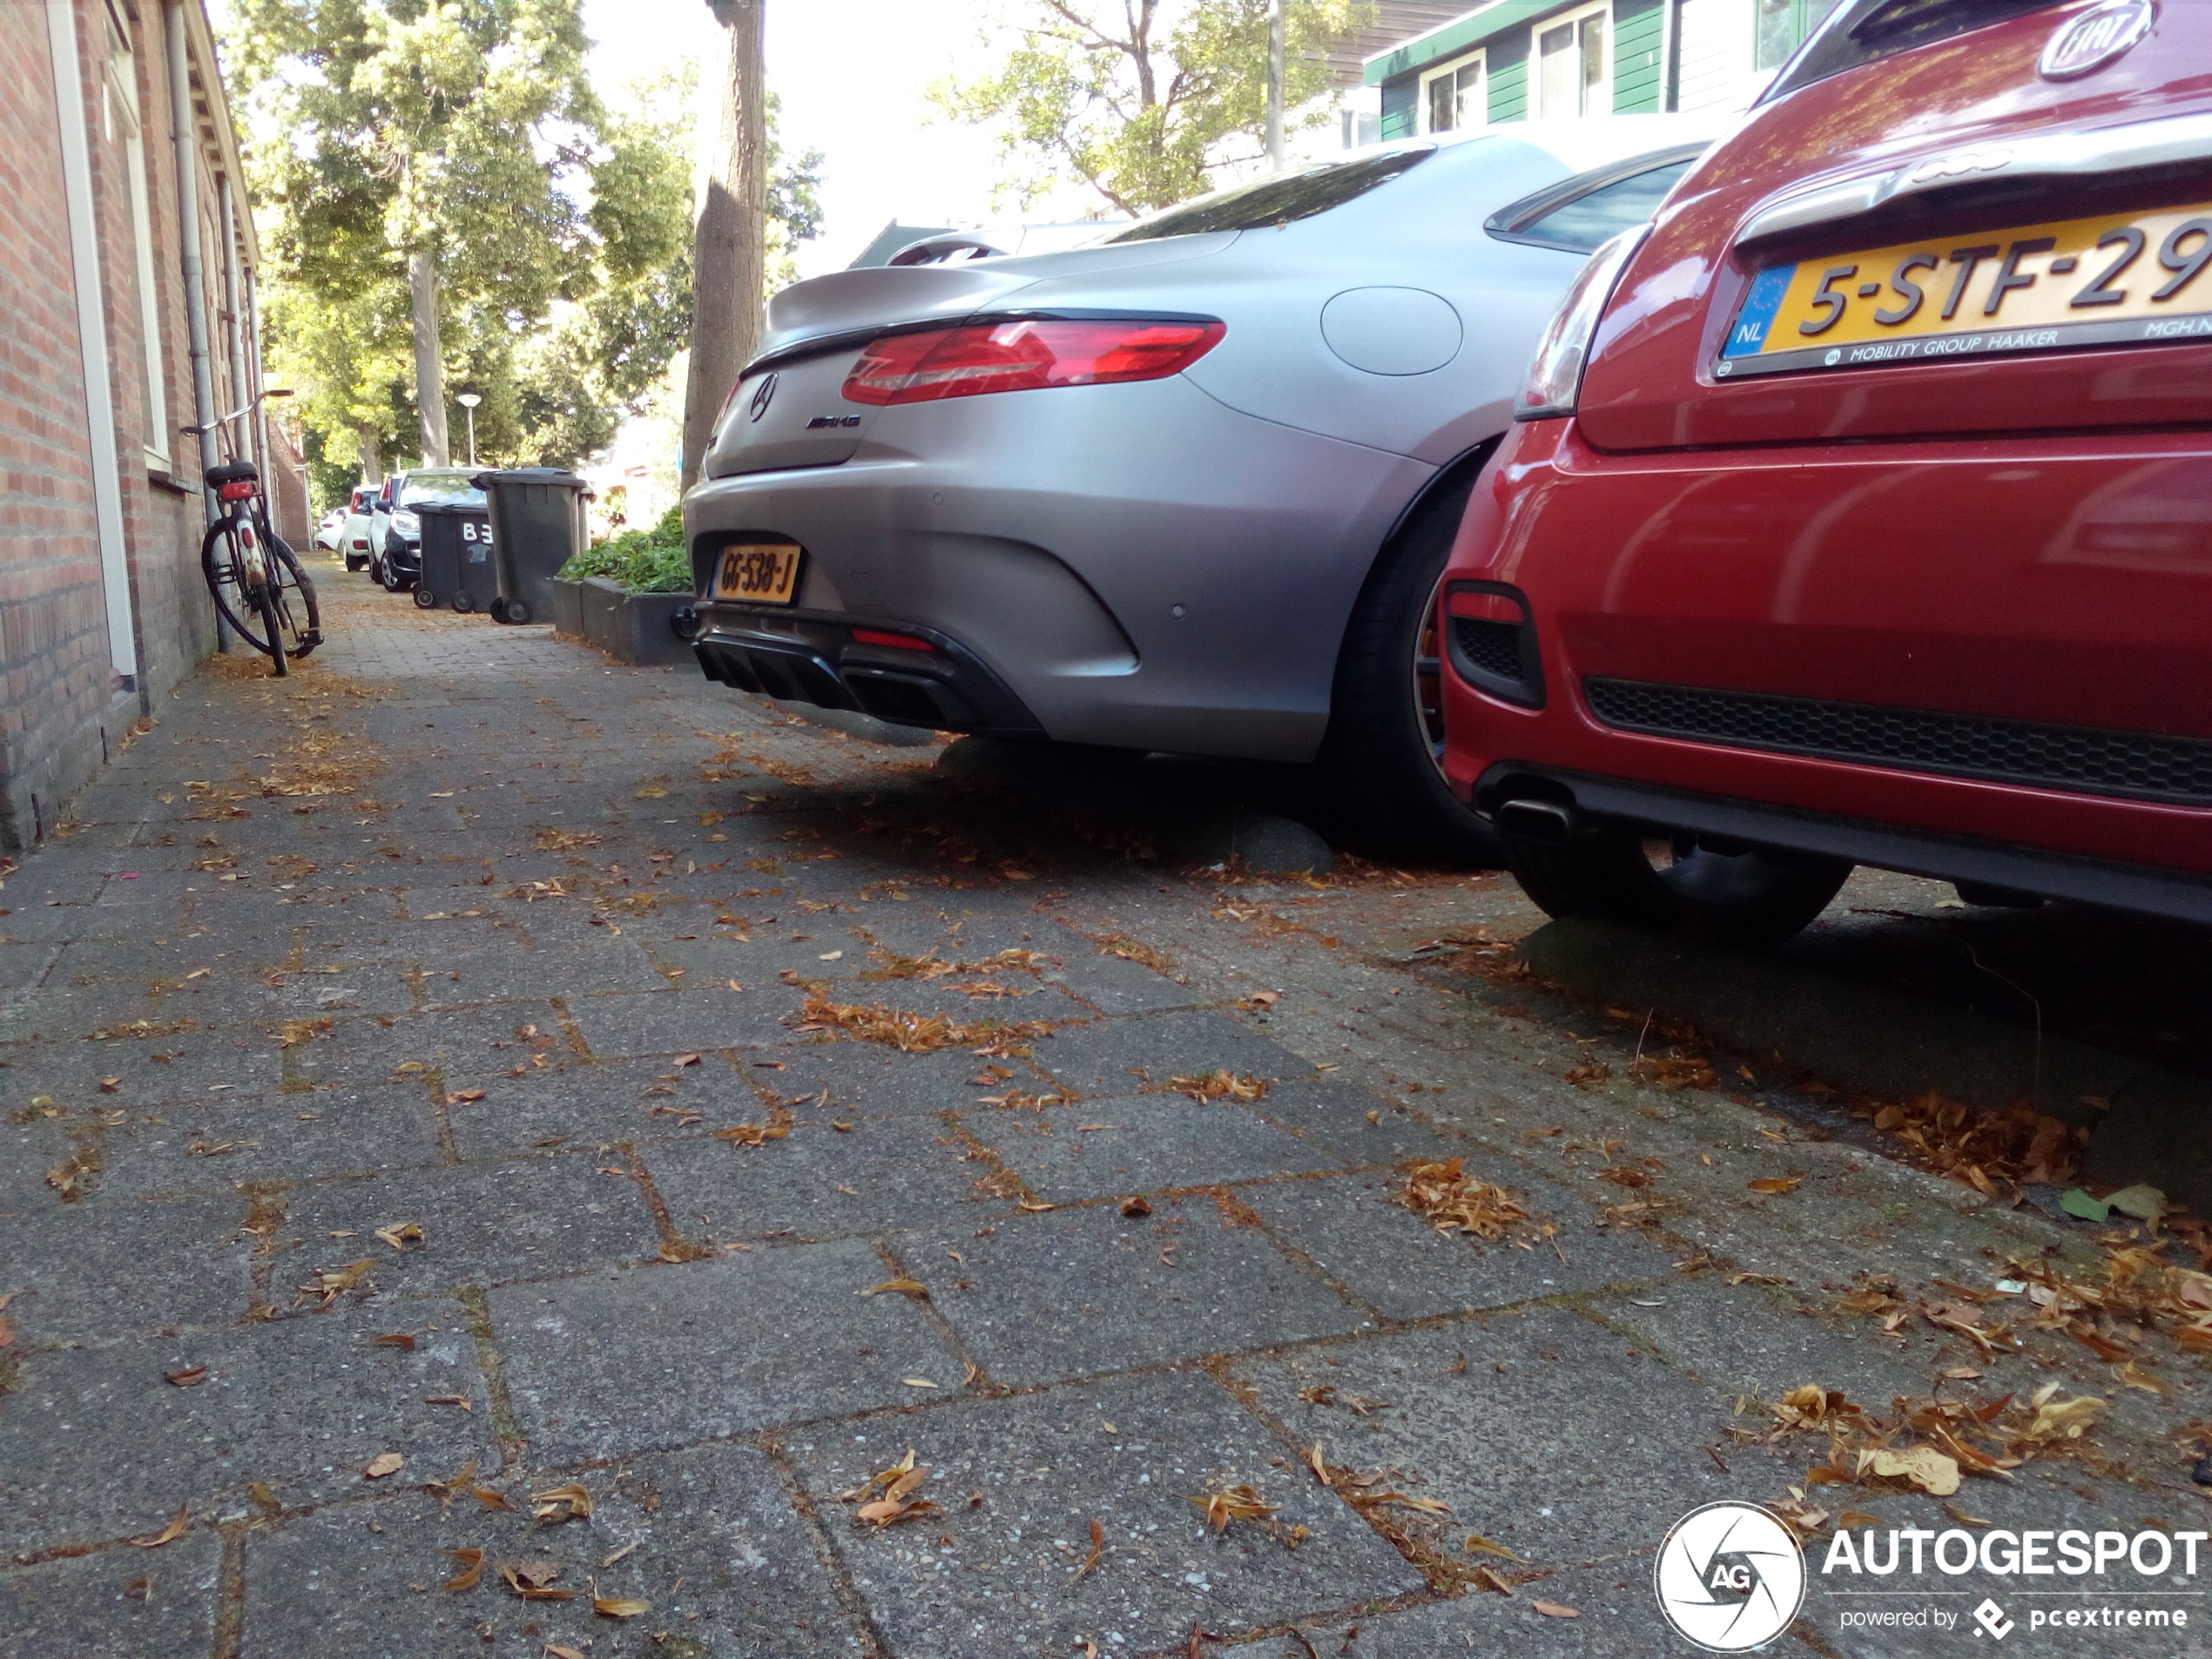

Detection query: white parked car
xmin=339 ymin=485 xmax=375 ymax=573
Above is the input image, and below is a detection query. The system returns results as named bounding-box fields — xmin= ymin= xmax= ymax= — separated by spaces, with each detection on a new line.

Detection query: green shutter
xmin=1487 ymin=29 xmax=1530 ymax=123
xmin=1611 ymin=0 xmax=1665 ymax=112
xmin=1380 ymin=75 xmax=1417 ymax=139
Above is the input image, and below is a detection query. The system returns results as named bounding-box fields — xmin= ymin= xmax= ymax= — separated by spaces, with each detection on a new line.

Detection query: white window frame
xmin=1418 ymin=47 xmax=1487 ymax=134
xmin=102 ymin=10 xmax=170 ymax=471
xmin=1533 ymin=0 xmax=1614 ymax=119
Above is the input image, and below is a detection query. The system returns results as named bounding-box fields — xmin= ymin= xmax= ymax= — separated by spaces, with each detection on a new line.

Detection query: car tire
xmin=379 ymin=559 xmax=403 ymax=592
xmin=1501 ymin=826 xmax=1851 ymax=948
xmin=1318 ymin=460 xmax=1502 ymax=867
xmin=345 ymin=556 xmax=368 ymax=572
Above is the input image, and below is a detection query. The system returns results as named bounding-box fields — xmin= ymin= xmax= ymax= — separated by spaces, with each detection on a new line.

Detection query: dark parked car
xmin=371 ymin=470 xmax=486 ymax=592
xmin=1440 ymin=0 xmax=2212 ymax=943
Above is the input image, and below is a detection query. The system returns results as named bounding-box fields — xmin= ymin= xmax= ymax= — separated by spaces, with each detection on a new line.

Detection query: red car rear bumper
xmin=1439 ymin=418 xmax=2212 ymax=907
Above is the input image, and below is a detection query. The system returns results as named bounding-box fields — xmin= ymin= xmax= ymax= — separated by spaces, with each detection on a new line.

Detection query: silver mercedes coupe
xmin=684 ymin=118 xmax=1710 ymax=857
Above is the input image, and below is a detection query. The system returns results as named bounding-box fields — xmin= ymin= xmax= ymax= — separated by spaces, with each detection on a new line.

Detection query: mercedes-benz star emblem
xmin=1654 ymin=1501 xmax=1807 ymax=1652
xmin=748 ymin=372 xmax=779 ymax=422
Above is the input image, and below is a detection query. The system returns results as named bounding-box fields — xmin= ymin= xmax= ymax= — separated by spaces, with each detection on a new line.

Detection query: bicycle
xmin=184 ymin=389 xmax=322 ymax=677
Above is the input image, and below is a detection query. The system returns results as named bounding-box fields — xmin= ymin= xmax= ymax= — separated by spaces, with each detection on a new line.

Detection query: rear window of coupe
xmin=1485 ymin=145 xmax=1709 ymax=254
xmin=1107 ymin=147 xmax=1435 ymax=243
xmin=1506 ymin=159 xmax=1696 ymax=253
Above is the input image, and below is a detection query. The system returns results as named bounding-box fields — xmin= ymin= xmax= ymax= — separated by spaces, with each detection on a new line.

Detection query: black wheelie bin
xmin=471 ymin=468 xmax=590 ymax=624
xmin=414 ymin=501 xmax=500 ymax=614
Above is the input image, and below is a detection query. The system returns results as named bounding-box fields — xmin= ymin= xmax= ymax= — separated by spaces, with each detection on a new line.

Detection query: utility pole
xmin=683 ymin=0 xmax=766 ymax=488
xmin=1266 ymin=0 xmax=1285 ymax=172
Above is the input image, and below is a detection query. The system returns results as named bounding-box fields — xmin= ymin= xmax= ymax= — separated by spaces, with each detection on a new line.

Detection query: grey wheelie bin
xmin=471 ymin=468 xmax=590 ymax=624
xmin=414 ymin=502 xmax=500 ymax=614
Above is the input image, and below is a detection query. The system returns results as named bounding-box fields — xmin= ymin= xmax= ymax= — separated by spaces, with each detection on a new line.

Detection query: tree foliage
xmin=934 ymin=0 xmax=1372 ymax=216
xmin=230 ymin=0 xmax=816 ymax=488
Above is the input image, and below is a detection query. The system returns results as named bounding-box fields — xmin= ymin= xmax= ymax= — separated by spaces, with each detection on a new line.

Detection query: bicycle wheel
xmin=201 ymin=517 xmax=275 ymax=655
xmin=254 ymin=578 xmax=289 ymax=676
xmin=266 ymin=533 xmax=323 ymax=659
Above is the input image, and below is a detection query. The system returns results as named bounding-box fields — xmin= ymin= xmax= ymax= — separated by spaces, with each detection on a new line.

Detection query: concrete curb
xmin=1515 ymin=917 xmax=2212 ymax=1213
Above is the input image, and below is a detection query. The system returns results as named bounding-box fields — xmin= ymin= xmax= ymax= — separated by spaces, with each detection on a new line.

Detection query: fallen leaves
xmin=1167 ymin=1070 xmax=1266 ymax=1104
xmin=1747 ymin=1176 xmax=1803 ymax=1196
xmin=498 ymin=1557 xmax=575 ymax=1600
xmin=2027 ymin=1389 xmax=2105 ymax=1442
xmin=298 ymin=1258 xmax=377 ymax=1307
xmin=364 ymin=1453 xmax=404 ymax=1480
xmin=374 ymin=1221 xmax=425 ymax=1251
xmin=1069 ymin=1517 xmax=1106 ymax=1584
xmin=1629 ymin=1055 xmax=1716 ymax=1090
xmin=132 ymin=1504 xmax=188 ymax=1548
xmin=594 ymin=1591 xmax=651 ymax=1619
xmin=846 ymin=1448 xmax=938 ymax=1527
xmin=863 ymin=1278 xmax=929 ymax=1300
xmin=162 ymin=1364 xmax=208 ymax=1387
xmin=442 ymin=1548 xmax=483 ymax=1592
xmin=717 ymin=1123 xmax=791 ymax=1148
xmin=1866 ymin=1090 xmax=2080 ymax=1194
xmin=1189 ymin=1484 xmax=1276 ymax=1534
xmin=1532 ymin=1600 xmax=1580 ymax=1619
xmin=531 ymin=1484 xmax=592 ymax=1523
xmin=793 ymin=995 xmax=1053 ymax=1055
xmin=1861 ymin=1446 xmax=1961 ymax=1497
xmin=45 ymin=1144 xmax=101 ymax=1202
xmin=1396 ymin=1158 xmax=1553 ymax=1248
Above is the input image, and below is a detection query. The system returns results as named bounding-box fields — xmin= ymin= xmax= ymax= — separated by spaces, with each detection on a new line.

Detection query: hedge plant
xmin=559 ymin=504 xmax=690 ymax=593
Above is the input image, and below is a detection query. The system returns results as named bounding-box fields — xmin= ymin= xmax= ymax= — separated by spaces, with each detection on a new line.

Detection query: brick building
xmin=1 ymin=0 xmax=298 ymax=852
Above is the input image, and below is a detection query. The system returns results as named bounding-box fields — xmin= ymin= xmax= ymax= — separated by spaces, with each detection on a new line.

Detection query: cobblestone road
xmin=0 ymin=574 xmax=2203 ymax=1658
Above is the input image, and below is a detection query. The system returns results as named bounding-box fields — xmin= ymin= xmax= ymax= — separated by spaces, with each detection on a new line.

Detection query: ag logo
xmin=747 ymin=372 xmax=779 ymax=422
xmin=2038 ymin=0 xmax=2155 ymax=80
xmin=1654 ymin=1501 xmax=1807 ymax=1652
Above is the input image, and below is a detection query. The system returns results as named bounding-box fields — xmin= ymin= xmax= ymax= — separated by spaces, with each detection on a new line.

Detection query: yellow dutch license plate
xmin=1718 ymin=200 xmax=2212 ymax=379
xmin=712 ymin=541 xmax=804 ymax=605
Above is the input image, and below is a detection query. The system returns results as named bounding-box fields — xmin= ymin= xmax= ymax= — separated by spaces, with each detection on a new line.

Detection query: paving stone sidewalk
xmin=0 ymin=577 xmax=2203 ymax=1659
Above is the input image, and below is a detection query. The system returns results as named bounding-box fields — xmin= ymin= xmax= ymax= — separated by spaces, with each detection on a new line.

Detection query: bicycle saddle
xmin=204 ymin=460 xmax=260 ymax=490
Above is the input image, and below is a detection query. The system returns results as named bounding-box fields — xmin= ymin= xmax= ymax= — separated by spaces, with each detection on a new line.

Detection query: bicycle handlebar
xmin=180 ymin=387 xmax=293 ymax=438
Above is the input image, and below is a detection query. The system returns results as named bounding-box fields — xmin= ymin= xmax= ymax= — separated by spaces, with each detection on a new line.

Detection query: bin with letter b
xmin=471 ymin=468 xmax=590 ymax=624
xmin=415 ymin=502 xmax=500 ymax=614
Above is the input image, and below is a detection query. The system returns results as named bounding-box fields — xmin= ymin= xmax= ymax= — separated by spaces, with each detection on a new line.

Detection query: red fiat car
xmin=1439 ymin=0 xmax=2212 ymax=946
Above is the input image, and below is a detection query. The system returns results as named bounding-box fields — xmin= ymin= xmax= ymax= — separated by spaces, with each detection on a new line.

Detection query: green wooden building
xmin=1359 ymin=0 xmax=1844 ymax=140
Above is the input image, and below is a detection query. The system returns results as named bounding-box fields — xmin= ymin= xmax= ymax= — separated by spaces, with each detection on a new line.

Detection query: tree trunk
xmin=682 ymin=0 xmax=766 ymax=487
xmin=408 ymin=246 xmax=450 ymax=467
xmin=358 ymin=426 xmax=382 ymax=484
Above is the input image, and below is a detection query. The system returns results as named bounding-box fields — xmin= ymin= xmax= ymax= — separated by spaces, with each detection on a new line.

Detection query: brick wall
xmin=0 ymin=2 xmax=231 ymax=854
xmin=0 ymin=2 xmax=128 ymax=850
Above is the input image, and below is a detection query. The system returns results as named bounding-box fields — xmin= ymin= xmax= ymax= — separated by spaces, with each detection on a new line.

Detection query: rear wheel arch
xmin=1315 ymin=434 xmax=1506 ymax=863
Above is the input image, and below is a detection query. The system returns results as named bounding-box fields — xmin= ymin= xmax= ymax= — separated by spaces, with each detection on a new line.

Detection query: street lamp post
xmin=455 ymin=393 xmax=481 ymax=467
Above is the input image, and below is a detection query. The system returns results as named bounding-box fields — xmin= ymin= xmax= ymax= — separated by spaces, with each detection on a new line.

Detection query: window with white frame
xmin=1535 ymin=2 xmax=1610 ymax=118
xmin=1420 ymin=49 xmax=1484 ymax=133
xmin=102 ymin=8 xmax=169 ymax=470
